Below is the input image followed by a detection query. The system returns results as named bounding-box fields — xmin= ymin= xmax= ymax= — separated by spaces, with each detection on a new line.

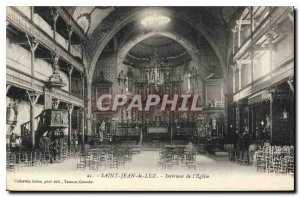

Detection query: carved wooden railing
xmin=20 ymin=111 xmax=46 ymax=140
xmin=233 ymin=55 xmax=294 ymax=102
xmin=6 ymin=66 xmax=44 ymax=93
xmin=50 ymin=88 xmax=85 ymax=108
xmin=55 ymin=7 xmax=87 ymax=42
xmin=6 ymin=6 xmax=85 ymax=73
xmin=233 ymin=7 xmax=291 ymax=61
xmin=7 ymin=66 xmax=85 ymax=107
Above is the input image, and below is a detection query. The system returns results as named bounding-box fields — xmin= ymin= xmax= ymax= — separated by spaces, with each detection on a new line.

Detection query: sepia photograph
xmin=5 ymin=4 xmax=295 ymax=191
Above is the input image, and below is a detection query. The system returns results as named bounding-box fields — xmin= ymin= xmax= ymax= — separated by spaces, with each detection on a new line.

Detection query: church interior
xmin=6 ymin=6 xmax=294 ymax=187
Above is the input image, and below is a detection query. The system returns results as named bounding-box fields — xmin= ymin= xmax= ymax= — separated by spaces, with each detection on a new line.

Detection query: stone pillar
xmin=26 ymin=91 xmax=41 ymax=147
xmin=80 ymin=107 xmax=85 ymax=146
xmin=86 ymin=80 xmax=92 ymax=136
xmin=231 ymin=65 xmax=236 ymax=93
xmin=67 ymin=103 xmax=74 ymax=150
xmin=250 ymin=49 xmax=254 ymax=84
xmin=223 ymin=75 xmax=229 ymax=142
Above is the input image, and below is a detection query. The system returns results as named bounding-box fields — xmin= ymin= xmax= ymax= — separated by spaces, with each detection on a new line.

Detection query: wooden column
xmin=68 ymin=66 xmax=74 ymax=93
xmin=26 ymin=35 xmax=39 ymax=84
xmin=6 ymin=85 xmax=11 ymax=95
xmin=30 ymin=6 xmax=34 ymax=22
xmin=237 ymin=62 xmax=242 ymax=90
xmin=237 ymin=20 xmax=242 ymax=48
xmin=52 ymin=11 xmax=59 ymax=40
xmin=80 ymin=40 xmax=84 ymax=61
xmin=67 ymin=103 xmax=74 ymax=150
xmin=81 ymin=73 xmax=85 ymax=98
xmin=266 ymin=32 xmax=274 ymax=143
xmin=26 ymin=91 xmax=41 ymax=147
xmin=67 ymin=25 xmax=73 ymax=52
xmin=250 ymin=7 xmax=255 ymax=32
xmin=232 ymin=26 xmax=237 ymax=54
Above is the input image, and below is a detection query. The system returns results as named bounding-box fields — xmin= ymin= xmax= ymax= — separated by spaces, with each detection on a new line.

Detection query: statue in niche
xmin=165 ymin=70 xmax=170 ymax=81
xmin=7 ymin=103 xmax=15 ymax=123
xmin=132 ymin=111 xmax=136 ymax=121
xmin=98 ymin=120 xmax=105 ymax=142
xmin=99 ymin=71 xmax=105 ymax=79
xmin=192 ymin=67 xmax=197 ymax=76
xmin=212 ymin=117 xmax=217 ymax=130
xmin=166 ymin=86 xmax=170 ymax=95
xmin=166 ymin=111 xmax=170 ymax=123
xmin=7 ymin=102 xmax=18 ymax=125
xmin=173 ymin=86 xmax=178 ymax=94
xmin=146 ymin=71 xmax=150 ymax=83
xmin=263 ymin=114 xmax=271 ymax=141
xmin=127 ymin=110 xmax=131 ymax=120
xmin=210 ymin=98 xmax=217 ymax=107
xmin=123 ymin=109 xmax=127 ymax=122
xmin=118 ymin=70 xmax=125 ymax=79
xmin=182 ymin=112 xmax=188 ymax=119
xmin=242 ymin=119 xmax=249 ymax=135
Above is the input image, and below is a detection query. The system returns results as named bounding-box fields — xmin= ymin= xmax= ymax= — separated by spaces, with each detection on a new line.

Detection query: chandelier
xmin=141 ymin=13 xmax=170 ymax=28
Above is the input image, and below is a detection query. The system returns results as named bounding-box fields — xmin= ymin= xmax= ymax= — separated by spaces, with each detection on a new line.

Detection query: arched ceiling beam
xmin=117 ymin=31 xmax=202 ymax=75
xmin=86 ymin=7 xmax=227 ymax=82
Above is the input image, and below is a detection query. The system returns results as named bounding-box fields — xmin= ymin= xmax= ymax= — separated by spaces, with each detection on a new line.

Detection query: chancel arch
xmin=87 ymin=7 xmax=227 ymax=81
xmin=117 ymin=31 xmax=203 ymax=75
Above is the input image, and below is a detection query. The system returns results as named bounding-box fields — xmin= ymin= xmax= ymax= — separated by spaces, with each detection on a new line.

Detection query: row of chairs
xmin=6 ymin=151 xmax=53 ymax=171
xmin=6 ymin=144 xmax=83 ymax=172
xmin=228 ymin=149 xmax=250 ymax=165
xmin=255 ymin=145 xmax=294 ymax=175
xmin=76 ymin=145 xmax=136 ymax=170
xmin=158 ymin=147 xmax=197 ymax=170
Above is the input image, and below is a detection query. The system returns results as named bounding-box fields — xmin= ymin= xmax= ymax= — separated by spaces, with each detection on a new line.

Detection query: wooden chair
xmin=32 ymin=151 xmax=42 ymax=167
xmin=77 ymin=155 xmax=87 ymax=170
xmin=162 ymin=160 xmax=172 ymax=169
xmin=256 ymin=151 xmax=266 ymax=172
xmin=7 ymin=153 xmax=18 ymax=172
xmin=40 ymin=151 xmax=49 ymax=166
xmin=287 ymin=156 xmax=294 ymax=175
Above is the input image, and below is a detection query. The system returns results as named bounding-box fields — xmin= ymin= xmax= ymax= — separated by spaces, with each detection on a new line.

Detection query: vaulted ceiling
xmin=63 ymin=6 xmax=244 ymax=80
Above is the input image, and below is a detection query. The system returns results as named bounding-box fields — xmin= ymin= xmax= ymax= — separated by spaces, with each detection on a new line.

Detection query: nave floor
xmin=7 ymin=151 xmax=294 ymax=191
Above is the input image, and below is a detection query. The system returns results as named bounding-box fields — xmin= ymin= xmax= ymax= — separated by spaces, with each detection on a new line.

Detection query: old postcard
xmin=6 ymin=6 xmax=294 ymax=191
